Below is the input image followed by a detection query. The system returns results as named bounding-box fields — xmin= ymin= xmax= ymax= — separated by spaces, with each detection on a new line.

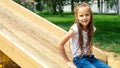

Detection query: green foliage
xmin=38 ymin=13 xmax=120 ymax=54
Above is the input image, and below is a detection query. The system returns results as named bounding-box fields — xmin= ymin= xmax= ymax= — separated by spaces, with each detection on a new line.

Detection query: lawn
xmin=38 ymin=13 xmax=120 ymax=54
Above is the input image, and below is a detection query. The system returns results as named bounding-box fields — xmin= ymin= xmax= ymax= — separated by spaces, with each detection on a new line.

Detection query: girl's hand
xmin=66 ymin=61 xmax=77 ymax=68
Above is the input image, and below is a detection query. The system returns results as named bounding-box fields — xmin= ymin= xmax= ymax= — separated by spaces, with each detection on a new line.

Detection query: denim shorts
xmin=73 ymin=55 xmax=111 ymax=68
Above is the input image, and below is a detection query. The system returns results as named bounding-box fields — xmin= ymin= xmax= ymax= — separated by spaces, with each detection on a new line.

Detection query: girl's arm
xmin=58 ymin=29 xmax=74 ymax=63
xmin=58 ymin=29 xmax=76 ymax=68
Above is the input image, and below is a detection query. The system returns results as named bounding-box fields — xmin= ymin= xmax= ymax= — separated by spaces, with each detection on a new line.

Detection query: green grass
xmin=38 ymin=13 xmax=120 ymax=54
xmin=93 ymin=15 xmax=120 ymax=53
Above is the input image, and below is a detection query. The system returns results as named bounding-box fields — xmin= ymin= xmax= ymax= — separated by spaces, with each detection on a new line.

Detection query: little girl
xmin=58 ymin=2 xmax=110 ymax=68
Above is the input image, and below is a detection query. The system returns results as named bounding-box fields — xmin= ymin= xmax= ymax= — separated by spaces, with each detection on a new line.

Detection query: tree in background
xmin=115 ymin=0 xmax=119 ymax=14
xmin=71 ymin=0 xmax=74 ymax=14
xmin=50 ymin=0 xmax=64 ymax=14
xmin=113 ymin=0 xmax=120 ymax=14
xmin=57 ymin=0 xmax=64 ymax=14
xmin=34 ymin=0 xmax=43 ymax=12
xmin=35 ymin=0 xmax=64 ymax=14
xmin=13 ymin=0 xmax=119 ymax=14
xmin=14 ymin=0 xmax=35 ymax=12
xmin=96 ymin=0 xmax=117 ymax=14
xmin=52 ymin=0 xmax=57 ymax=14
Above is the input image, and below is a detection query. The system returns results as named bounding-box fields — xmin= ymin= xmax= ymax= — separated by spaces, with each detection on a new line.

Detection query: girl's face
xmin=77 ymin=6 xmax=91 ymax=28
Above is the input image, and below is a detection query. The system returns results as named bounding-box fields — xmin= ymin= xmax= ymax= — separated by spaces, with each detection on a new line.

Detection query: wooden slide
xmin=0 ymin=0 xmax=107 ymax=68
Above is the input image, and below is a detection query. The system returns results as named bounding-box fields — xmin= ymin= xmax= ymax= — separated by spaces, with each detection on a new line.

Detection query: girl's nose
xmin=83 ymin=16 xmax=87 ymax=19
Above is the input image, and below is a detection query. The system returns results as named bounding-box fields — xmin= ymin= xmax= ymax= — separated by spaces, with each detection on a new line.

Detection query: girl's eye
xmin=86 ymin=14 xmax=90 ymax=16
xmin=79 ymin=15 xmax=83 ymax=17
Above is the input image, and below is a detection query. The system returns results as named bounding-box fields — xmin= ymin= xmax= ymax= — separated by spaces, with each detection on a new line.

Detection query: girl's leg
xmin=73 ymin=56 xmax=96 ymax=68
xmin=91 ymin=57 xmax=111 ymax=68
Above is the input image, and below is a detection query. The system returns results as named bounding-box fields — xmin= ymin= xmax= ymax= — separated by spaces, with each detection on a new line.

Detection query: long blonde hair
xmin=74 ymin=2 xmax=94 ymax=56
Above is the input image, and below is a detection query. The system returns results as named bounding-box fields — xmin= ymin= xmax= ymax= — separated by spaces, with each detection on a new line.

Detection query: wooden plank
xmin=0 ymin=25 xmax=67 ymax=68
xmin=0 ymin=33 xmax=43 ymax=68
xmin=0 ymin=21 xmax=68 ymax=68
xmin=0 ymin=1 xmax=68 ymax=67
xmin=93 ymin=47 xmax=108 ymax=63
xmin=0 ymin=0 xmax=66 ymax=39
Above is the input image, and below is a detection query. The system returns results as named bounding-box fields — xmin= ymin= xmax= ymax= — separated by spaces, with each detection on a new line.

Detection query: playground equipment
xmin=0 ymin=0 xmax=107 ymax=68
